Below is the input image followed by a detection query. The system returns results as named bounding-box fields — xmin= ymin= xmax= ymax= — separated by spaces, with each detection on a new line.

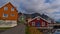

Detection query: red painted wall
xmin=28 ymin=18 xmax=48 ymax=27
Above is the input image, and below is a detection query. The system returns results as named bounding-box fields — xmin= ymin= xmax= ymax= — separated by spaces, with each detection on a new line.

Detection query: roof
xmin=0 ymin=2 xmax=10 ymax=8
xmin=0 ymin=2 xmax=18 ymax=12
xmin=28 ymin=16 xmax=51 ymax=23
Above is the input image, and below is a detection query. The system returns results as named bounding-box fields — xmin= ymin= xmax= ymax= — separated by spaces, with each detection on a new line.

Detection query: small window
xmin=4 ymin=7 xmax=8 ymax=11
xmin=32 ymin=22 xmax=35 ymax=26
xmin=37 ymin=17 xmax=40 ymax=20
xmin=11 ymin=14 xmax=15 ymax=16
xmin=57 ymin=30 xmax=60 ymax=32
xmin=36 ymin=21 xmax=40 ymax=27
xmin=11 ymin=7 xmax=14 ymax=11
xmin=42 ymin=22 xmax=45 ymax=26
xmin=3 ymin=14 xmax=8 ymax=17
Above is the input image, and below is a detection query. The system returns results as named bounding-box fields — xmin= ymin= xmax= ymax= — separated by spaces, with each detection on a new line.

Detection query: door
xmin=36 ymin=21 xmax=40 ymax=27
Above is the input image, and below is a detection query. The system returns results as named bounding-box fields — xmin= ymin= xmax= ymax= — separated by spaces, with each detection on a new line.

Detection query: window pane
xmin=42 ymin=22 xmax=45 ymax=26
xmin=11 ymin=7 xmax=14 ymax=11
xmin=4 ymin=7 xmax=8 ymax=11
xmin=11 ymin=14 xmax=14 ymax=16
xmin=57 ymin=30 xmax=60 ymax=32
xmin=32 ymin=22 xmax=35 ymax=26
xmin=3 ymin=14 xmax=8 ymax=17
xmin=37 ymin=17 xmax=40 ymax=20
xmin=4 ymin=14 xmax=7 ymax=16
xmin=36 ymin=22 xmax=40 ymax=27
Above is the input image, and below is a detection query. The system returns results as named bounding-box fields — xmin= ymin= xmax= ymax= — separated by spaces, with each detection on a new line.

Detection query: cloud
xmin=21 ymin=0 xmax=60 ymax=21
xmin=20 ymin=0 xmax=60 ymax=21
xmin=20 ymin=0 xmax=55 ymax=14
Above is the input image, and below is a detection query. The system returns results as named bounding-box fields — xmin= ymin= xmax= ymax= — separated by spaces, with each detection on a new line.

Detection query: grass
xmin=0 ymin=27 xmax=12 ymax=30
xmin=25 ymin=26 xmax=30 ymax=34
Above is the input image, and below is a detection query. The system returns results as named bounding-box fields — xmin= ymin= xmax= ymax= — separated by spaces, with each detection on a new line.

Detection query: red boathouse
xmin=28 ymin=16 xmax=51 ymax=27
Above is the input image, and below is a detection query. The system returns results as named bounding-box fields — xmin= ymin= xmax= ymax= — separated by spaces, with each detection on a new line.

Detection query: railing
xmin=36 ymin=27 xmax=53 ymax=29
xmin=48 ymin=23 xmax=60 ymax=26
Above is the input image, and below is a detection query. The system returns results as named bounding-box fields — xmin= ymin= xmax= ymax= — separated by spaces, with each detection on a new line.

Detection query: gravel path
xmin=0 ymin=23 xmax=26 ymax=34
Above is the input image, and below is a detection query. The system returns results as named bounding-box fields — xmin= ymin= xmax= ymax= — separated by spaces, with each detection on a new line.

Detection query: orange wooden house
xmin=0 ymin=2 xmax=18 ymax=27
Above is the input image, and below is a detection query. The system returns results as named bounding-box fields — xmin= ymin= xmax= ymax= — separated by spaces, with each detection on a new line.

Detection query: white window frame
xmin=37 ymin=17 xmax=40 ymax=20
xmin=11 ymin=14 xmax=15 ymax=16
xmin=4 ymin=7 xmax=8 ymax=11
xmin=11 ymin=7 xmax=14 ymax=11
xmin=3 ymin=14 xmax=8 ymax=17
xmin=32 ymin=22 xmax=35 ymax=26
xmin=42 ymin=22 xmax=45 ymax=26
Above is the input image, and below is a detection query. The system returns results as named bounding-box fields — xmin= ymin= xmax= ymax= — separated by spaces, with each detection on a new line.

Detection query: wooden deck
xmin=48 ymin=23 xmax=60 ymax=26
xmin=36 ymin=27 xmax=53 ymax=29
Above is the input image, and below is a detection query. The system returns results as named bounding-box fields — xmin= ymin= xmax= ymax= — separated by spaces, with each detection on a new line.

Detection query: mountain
xmin=18 ymin=12 xmax=52 ymax=21
xmin=31 ymin=13 xmax=42 ymax=18
xmin=22 ymin=13 xmax=42 ymax=18
xmin=41 ymin=14 xmax=50 ymax=20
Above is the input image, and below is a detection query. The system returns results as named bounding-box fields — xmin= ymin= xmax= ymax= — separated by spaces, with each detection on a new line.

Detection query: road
xmin=0 ymin=23 xmax=26 ymax=34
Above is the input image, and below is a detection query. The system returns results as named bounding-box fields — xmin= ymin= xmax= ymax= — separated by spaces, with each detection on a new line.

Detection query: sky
xmin=0 ymin=0 xmax=60 ymax=21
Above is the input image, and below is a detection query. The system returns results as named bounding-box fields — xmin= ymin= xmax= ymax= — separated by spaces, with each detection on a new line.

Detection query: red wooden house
xmin=28 ymin=16 xmax=51 ymax=28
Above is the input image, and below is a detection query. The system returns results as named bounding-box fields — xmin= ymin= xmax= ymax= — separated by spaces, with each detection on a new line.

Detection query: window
xmin=4 ymin=7 xmax=8 ymax=11
xmin=57 ymin=30 xmax=60 ymax=32
xmin=11 ymin=14 xmax=15 ymax=16
xmin=36 ymin=21 xmax=40 ymax=27
xmin=42 ymin=22 xmax=45 ymax=26
xmin=11 ymin=7 xmax=14 ymax=11
xmin=37 ymin=17 xmax=40 ymax=20
xmin=3 ymin=14 xmax=8 ymax=17
xmin=32 ymin=22 xmax=35 ymax=26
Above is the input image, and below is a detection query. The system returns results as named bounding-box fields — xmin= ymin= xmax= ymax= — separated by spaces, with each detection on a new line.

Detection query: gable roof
xmin=28 ymin=16 xmax=51 ymax=23
xmin=0 ymin=2 xmax=18 ymax=12
xmin=0 ymin=2 xmax=10 ymax=8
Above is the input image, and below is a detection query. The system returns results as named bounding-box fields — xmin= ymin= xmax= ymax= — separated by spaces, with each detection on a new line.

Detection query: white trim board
xmin=28 ymin=16 xmax=51 ymax=23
